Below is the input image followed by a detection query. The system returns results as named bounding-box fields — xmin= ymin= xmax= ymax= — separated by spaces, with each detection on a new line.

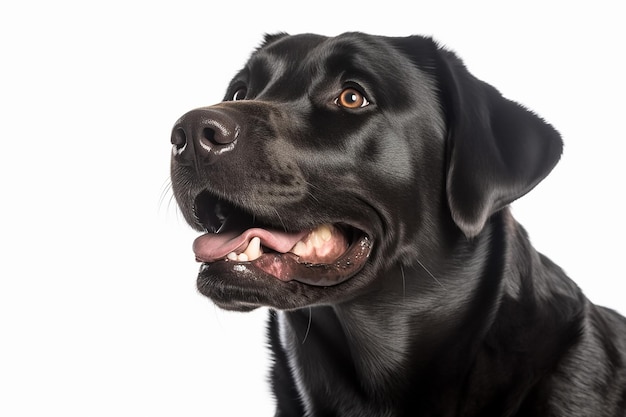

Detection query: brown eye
xmin=232 ymin=87 xmax=247 ymax=101
xmin=335 ymin=88 xmax=369 ymax=109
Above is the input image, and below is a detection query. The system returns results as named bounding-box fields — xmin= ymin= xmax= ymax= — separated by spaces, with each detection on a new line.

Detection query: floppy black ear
xmin=435 ymin=47 xmax=563 ymax=238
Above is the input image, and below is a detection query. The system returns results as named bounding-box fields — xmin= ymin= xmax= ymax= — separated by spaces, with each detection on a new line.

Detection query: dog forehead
xmin=254 ymin=32 xmax=411 ymax=71
xmin=247 ymin=32 xmax=434 ymax=104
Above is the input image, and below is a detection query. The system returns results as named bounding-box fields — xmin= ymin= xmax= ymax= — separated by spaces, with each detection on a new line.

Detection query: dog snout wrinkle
xmin=171 ymin=107 xmax=240 ymax=166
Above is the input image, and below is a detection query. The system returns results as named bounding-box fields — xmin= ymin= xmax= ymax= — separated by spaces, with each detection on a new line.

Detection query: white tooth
xmin=318 ymin=224 xmax=333 ymax=242
xmin=244 ymin=237 xmax=262 ymax=261
xmin=311 ymin=231 xmax=325 ymax=248
xmin=237 ymin=253 xmax=249 ymax=262
xmin=227 ymin=252 xmax=238 ymax=261
xmin=290 ymin=241 xmax=307 ymax=257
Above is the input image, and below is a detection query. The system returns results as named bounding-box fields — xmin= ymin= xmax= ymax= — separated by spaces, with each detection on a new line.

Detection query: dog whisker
xmin=158 ymin=177 xmax=187 ymax=224
xmin=416 ymin=258 xmax=446 ymax=290
xmin=301 ymin=307 xmax=312 ymax=345
xmin=158 ymin=177 xmax=173 ymax=212
xmin=400 ymin=265 xmax=406 ymax=298
xmin=272 ymin=207 xmax=288 ymax=232
xmin=304 ymin=180 xmax=322 ymax=203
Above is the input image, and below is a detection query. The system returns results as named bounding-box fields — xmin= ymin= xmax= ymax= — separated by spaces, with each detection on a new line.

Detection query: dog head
xmin=170 ymin=32 xmax=562 ymax=311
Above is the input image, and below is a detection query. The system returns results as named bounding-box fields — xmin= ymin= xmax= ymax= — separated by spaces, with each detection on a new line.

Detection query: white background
xmin=1 ymin=1 xmax=624 ymax=416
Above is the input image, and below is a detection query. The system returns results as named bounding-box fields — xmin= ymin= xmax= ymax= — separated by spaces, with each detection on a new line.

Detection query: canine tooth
xmin=291 ymin=241 xmax=307 ymax=257
xmin=243 ymin=237 xmax=262 ymax=261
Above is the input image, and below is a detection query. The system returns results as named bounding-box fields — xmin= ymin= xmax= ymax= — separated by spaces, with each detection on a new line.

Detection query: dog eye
xmin=335 ymin=88 xmax=369 ymax=109
xmin=232 ymin=87 xmax=247 ymax=101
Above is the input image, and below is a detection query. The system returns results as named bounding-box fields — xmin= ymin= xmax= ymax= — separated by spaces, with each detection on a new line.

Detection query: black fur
xmin=170 ymin=32 xmax=626 ymax=416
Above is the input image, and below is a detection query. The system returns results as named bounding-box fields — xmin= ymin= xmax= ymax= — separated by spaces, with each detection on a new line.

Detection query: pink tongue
xmin=193 ymin=228 xmax=309 ymax=263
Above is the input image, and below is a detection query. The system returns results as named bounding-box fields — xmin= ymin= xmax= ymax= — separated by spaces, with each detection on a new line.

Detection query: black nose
xmin=171 ymin=107 xmax=240 ymax=166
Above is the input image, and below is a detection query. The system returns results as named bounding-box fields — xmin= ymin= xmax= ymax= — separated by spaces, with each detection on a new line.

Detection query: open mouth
xmin=191 ymin=190 xmax=372 ymax=286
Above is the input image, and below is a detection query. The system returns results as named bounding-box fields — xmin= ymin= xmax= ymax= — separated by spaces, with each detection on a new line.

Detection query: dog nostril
xmin=202 ymin=127 xmax=217 ymax=145
xmin=171 ymin=128 xmax=187 ymax=152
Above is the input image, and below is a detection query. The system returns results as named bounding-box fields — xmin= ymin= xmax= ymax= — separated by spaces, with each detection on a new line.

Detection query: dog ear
xmin=260 ymin=32 xmax=289 ymax=48
xmin=434 ymin=47 xmax=563 ymax=238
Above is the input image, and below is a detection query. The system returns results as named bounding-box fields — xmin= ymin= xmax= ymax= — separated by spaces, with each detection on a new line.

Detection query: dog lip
xmin=198 ymin=229 xmax=373 ymax=287
xmin=193 ymin=227 xmax=310 ymax=263
xmin=267 ymin=233 xmax=373 ymax=286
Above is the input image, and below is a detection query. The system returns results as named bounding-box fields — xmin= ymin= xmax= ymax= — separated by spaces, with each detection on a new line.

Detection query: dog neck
xmin=272 ymin=208 xmax=586 ymax=415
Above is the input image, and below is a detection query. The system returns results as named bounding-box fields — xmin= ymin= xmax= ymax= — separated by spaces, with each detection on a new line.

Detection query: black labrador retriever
xmin=170 ymin=32 xmax=626 ymax=416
